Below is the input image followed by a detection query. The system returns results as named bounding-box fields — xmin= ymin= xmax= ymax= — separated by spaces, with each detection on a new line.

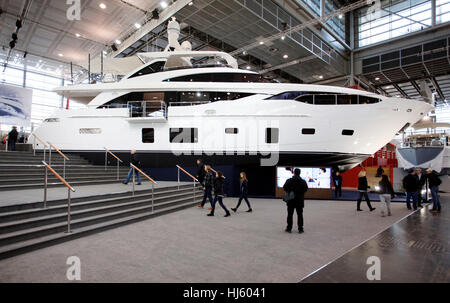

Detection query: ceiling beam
xmin=411 ymin=80 xmax=422 ymax=95
xmin=109 ymin=0 xmax=193 ymax=58
xmin=430 ymin=77 xmax=445 ymax=100
xmin=393 ymin=83 xmax=408 ymax=97
xmin=258 ymin=55 xmax=317 ymax=74
xmin=229 ymin=0 xmax=368 ymax=57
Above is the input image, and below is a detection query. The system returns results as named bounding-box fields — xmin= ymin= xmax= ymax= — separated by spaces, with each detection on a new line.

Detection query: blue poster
xmin=0 ymin=84 xmax=32 ymax=127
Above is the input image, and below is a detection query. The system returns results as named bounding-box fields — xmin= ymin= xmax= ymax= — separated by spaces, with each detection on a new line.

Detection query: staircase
xmin=0 ymin=151 xmax=129 ymax=191
xmin=0 ymin=183 xmax=203 ymax=260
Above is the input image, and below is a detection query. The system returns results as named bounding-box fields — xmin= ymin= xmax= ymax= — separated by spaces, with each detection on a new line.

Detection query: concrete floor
xmin=0 ymin=198 xmax=414 ymax=283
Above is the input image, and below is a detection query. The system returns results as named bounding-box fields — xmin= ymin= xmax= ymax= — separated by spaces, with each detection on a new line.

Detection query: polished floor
xmin=301 ymin=195 xmax=449 ymax=283
xmin=0 ymin=199 xmax=411 ymax=282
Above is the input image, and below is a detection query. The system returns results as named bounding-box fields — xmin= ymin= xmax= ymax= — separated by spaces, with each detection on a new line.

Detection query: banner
xmin=0 ymin=83 xmax=33 ymax=127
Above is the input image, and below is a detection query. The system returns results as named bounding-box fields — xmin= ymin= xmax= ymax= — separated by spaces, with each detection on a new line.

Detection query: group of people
xmin=355 ymin=166 xmax=442 ymax=217
xmin=402 ymin=168 xmax=442 ymax=213
xmin=195 ymin=160 xmax=252 ymax=217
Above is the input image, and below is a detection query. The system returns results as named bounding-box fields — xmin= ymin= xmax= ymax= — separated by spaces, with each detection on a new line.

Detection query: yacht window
xmin=296 ymin=94 xmax=314 ymax=104
xmin=44 ymin=118 xmax=59 ymax=122
xmin=129 ymin=61 xmax=165 ymax=79
xmin=170 ymin=128 xmax=198 ymax=143
xmin=225 ymin=128 xmax=239 ymax=134
xmin=79 ymin=128 xmax=101 ymax=134
xmin=314 ymin=94 xmax=336 ymax=105
xmin=142 ymin=128 xmax=155 ymax=143
xmin=302 ymin=128 xmax=315 ymax=135
xmin=266 ymin=128 xmax=279 ymax=144
xmin=359 ymin=96 xmax=380 ymax=104
xmin=337 ymin=95 xmax=358 ymax=104
xmin=342 ymin=129 xmax=354 ymax=136
xmin=164 ymin=73 xmax=276 ymax=83
xmin=267 ymin=91 xmax=306 ymax=100
xmin=98 ymin=91 xmax=254 ymax=108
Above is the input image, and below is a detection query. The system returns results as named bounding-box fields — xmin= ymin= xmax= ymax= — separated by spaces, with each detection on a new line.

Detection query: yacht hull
xmin=69 ymin=150 xmax=369 ymax=170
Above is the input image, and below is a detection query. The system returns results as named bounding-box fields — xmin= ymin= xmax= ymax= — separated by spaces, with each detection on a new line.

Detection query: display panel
xmin=277 ymin=167 xmax=331 ymax=189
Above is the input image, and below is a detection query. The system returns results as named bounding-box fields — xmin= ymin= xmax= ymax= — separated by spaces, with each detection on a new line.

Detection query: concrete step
xmin=0 ymin=178 xmax=140 ymax=191
xmin=0 ymin=174 xmax=129 ymax=185
xmin=0 ymin=189 xmax=201 ymax=235
xmin=0 ymin=159 xmax=89 ymax=165
xmin=0 ymin=166 xmax=124 ymax=173
xmin=0 ymin=186 xmax=198 ymax=222
xmin=0 ymin=198 xmax=201 ymax=260
xmin=0 ymin=171 xmax=129 ymax=179
xmin=0 ymin=184 xmax=196 ymax=213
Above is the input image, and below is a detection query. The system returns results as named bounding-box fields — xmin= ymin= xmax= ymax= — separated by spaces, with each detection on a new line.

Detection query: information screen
xmin=276 ymin=167 xmax=331 ymax=189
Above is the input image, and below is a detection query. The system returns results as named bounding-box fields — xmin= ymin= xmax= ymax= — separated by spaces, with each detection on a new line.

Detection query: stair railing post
xmin=193 ymin=180 xmax=196 ymax=203
xmin=177 ymin=167 xmax=180 ymax=190
xmin=44 ymin=165 xmax=48 ymax=208
xmin=132 ymin=166 xmax=135 ymax=196
xmin=67 ymin=187 xmax=71 ymax=233
xmin=152 ymin=182 xmax=154 ymax=213
xmin=105 ymin=149 xmax=108 ymax=171
xmin=117 ymin=158 xmax=120 ymax=180
xmin=49 ymin=146 xmax=52 ymax=166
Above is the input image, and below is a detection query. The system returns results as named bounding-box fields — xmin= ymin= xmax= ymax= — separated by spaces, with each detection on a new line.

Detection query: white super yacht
xmin=31 ymin=18 xmax=433 ymax=169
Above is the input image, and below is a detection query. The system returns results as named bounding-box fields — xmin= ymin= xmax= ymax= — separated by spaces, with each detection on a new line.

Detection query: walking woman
xmin=231 ymin=172 xmax=252 ymax=213
xmin=356 ymin=170 xmax=375 ymax=212
xmin=208 ymin=171 xmax=231 ymax=217
xmin=198 ymin=165 xmax=214 ymax=209
xmin=378 ymin=175 xmax=396 ymax=217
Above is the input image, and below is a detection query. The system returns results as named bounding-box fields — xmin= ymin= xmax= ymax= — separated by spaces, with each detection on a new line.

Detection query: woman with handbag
xmin=356 ymin=170 xmax=375 ymax=212
xmin=378 ymin=175 xmax=396 ymax=217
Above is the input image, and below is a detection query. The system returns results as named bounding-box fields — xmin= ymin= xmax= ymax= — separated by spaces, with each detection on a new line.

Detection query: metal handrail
xmin=104 ymin=148 xmax=123 ymax=180
xmin=131 ymin=164 xmax=157 ymax=184
xmin=48 ymin=141 xmax=70 ymax=178
xmin=176 ymin=165 xmax=199 ymax=204
xmin=31 ymin=134 xmax=48 ymax=161
xmin=42 ymin=161 xmax=75 ymax=233
xmin=176 ymin=165 xmax=199 ymax=182
xmin=130 ymin=164 xmax=157 ymax=213
xmin=48 ymin=142 xmax=70 ymax=160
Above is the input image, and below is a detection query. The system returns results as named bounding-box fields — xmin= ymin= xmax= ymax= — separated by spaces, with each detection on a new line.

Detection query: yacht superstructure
xmin=31 ymin=19 xmax=434 ymax=169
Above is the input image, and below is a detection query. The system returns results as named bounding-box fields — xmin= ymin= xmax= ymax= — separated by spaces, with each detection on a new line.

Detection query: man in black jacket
xmin=415 ymin=168 xmax=426 ymax=208
xmin=8 ymin=126 xmax=18 ymax=151
xmin=283 ymin=168 xmax=308 ymax=233
xmin=333 ymin=171 xmax=343 ymax=199
xmin=123 ymin=150 xmax=141 ymax=185
xmin=426 ymin=168 xmax=442 ymax=213
xmin=403 ymin=169 xmax=418 ymax=210
xmin=196 ymin=159 xmax=205 ymax=185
